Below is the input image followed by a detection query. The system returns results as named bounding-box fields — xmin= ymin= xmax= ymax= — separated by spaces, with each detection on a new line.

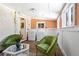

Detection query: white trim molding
xmin=36 ymin=22 xmax=46 ymax=28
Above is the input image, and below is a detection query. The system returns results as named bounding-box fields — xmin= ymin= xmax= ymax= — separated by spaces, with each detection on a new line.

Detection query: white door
xmin=20 ymin=17 xmax=26 ymax=41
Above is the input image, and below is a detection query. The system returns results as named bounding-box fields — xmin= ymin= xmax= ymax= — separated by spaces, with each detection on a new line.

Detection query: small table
xmin=3 ymin=43 xmax=29 ymax=56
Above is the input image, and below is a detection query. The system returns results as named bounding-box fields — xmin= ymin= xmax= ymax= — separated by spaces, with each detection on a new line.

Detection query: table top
xmin=3 ymin=43 xmax=29 ymax=55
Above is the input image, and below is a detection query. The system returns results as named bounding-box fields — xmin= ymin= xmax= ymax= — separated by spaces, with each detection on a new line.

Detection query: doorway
xmin=20 ymin=17 xmax=26 ymax=41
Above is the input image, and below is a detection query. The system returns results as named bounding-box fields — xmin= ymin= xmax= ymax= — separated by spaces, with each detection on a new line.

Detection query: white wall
xmin=57 ymin=16 xmax=60 ymax=29
xmin=57 ymin=29 xmax=67 ymax=55
xmin=61 ymin=12 xmax=67 ymax=28
xmin=15 ymin=12 xmax=20 ymax=34
xmin=58 ymin=27 xmax=79 ymax=56
xmin=28 ymin=29 xmax=36 ymax=41
xmin=0 ymin=4 xmax=15 ymax=42
xmin=26 ymin=16 xmax=31 ymax=30
xmin=28 ymin=28 xmax=57 ymax=41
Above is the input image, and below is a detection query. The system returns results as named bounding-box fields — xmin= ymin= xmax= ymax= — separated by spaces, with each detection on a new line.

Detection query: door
xmin=20 ymin=17 xmax=26 ymax=41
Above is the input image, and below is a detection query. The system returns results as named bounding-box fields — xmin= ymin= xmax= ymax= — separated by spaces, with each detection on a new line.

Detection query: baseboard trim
xmin=58 ymin=44 xmax=67 ymax=56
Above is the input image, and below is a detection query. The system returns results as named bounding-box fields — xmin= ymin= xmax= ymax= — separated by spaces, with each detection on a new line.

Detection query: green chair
xmin=36 ymin=36 xmax=57 ymax=56
xmin=1 ymin=34 xmax=22 ymax=50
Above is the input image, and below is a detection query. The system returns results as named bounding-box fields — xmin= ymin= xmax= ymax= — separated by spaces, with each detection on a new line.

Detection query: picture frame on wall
xmin=36 ymin=22 xmax=46 ymax=28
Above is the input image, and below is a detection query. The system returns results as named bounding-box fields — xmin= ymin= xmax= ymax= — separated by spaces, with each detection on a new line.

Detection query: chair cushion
xmin=44 ymin=36 xmax=54 ymax=45
xmin=37 ymin=44 xmax=49 ymax=52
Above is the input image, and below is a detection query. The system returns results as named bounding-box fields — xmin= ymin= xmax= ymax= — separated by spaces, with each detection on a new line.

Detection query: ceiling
xmin=2 ymin=3 xmax=64 ymax=20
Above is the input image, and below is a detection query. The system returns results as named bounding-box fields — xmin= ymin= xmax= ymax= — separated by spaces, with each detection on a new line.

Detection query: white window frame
xmin=67 ymin=4 xmax=75 ymax=27
xmin=62 ymin=4 xmax=75 ymax=28
xmin=36 ymin=22 xmax=46 ymax=28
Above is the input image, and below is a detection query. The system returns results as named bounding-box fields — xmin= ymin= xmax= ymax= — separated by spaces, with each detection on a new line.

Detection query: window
xmin=65 ymin=4 xmax=75 ymax=27
xmin=37 ymin=22 xmax=46 ymax=28
xmin=71 ymin=6 xmax=74 ymax=26
xmin=66 ymin=12 xmax=69 ymax=26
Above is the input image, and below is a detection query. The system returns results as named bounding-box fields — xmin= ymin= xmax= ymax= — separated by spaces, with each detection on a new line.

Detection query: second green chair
xmin=36 ymin=36 xmax=57 ymax=56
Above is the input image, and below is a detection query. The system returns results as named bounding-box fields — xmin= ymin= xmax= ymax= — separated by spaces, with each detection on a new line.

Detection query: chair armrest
xmin=46 ymin=37 xmax=57 ymax=53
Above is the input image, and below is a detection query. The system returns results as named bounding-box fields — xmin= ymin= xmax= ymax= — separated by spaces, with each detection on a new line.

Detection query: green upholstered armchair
xmin=36 ymin=36 xmax=57 ymax=56
xmin=0 ymin=34 xmax=22 ymax=50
